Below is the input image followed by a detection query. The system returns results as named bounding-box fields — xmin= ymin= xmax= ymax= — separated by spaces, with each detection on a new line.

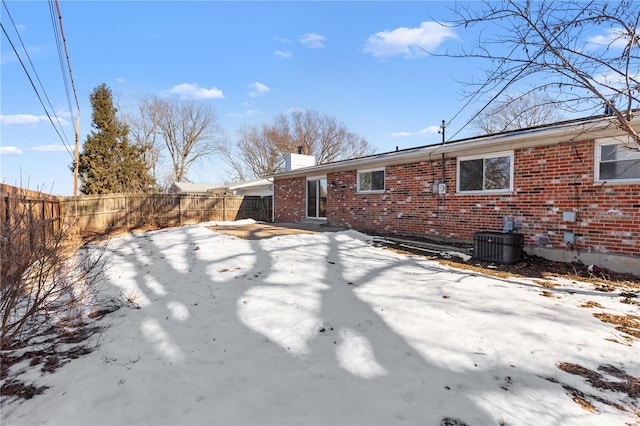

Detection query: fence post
xmin=4 ymin=195 xmax=10 ymax=249
xmin=41 ymin=199 xmax=46 ymax=245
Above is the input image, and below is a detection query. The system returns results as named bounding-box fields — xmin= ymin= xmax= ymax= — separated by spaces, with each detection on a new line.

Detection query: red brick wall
xmin=274 ymin=177 xmax=306 ymax=222
xmin=275 ymin=139 xmax=640 ymax=256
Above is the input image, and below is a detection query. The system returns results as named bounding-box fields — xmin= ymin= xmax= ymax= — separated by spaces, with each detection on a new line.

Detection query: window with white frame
xmin=595 ymin=137 xmax=640 ymax=182
xmin=357 ymin=168 xmax=385 ymax=192
xmin=457 ymin=151 xmax=513 ymax=193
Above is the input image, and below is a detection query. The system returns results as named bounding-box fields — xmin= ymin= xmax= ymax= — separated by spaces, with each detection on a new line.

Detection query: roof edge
xmin=270 ymin=114 xmax=639 ymax=179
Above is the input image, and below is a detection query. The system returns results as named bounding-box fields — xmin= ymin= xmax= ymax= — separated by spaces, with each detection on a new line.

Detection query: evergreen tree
xmin=76 ymin=84 xmax=155 ymax=194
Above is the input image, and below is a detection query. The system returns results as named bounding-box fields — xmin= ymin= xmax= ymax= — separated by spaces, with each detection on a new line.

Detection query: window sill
xmin=356 ymin=190 xmax=385 ymax=194
xmin=456 ymin=190 xmax=513 ymax=195
xmin=594 ymin=179 xmax=640 ymax=185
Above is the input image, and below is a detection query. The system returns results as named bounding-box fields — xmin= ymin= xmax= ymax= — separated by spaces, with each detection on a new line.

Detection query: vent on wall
xmin=473 ymin=232 xmax=524 ymax=264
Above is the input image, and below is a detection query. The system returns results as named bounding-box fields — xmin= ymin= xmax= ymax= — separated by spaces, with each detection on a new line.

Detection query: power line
xmin=52 ymin=0 xmax=80 ymax=114
xmin=0 ymin=21 xmax=73 ymax=158
xmin=49 ymin=0 xmax=74 ymax=121
xmin=1 ymin=0 xmax=74 ymax=158
xmin=444 ymin=44 xmax=523 ymax=142
xmin=443 ymin=1 xmax=583 ymax=142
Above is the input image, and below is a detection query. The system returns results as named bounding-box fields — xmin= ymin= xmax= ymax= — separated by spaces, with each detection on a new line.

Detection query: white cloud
xmin=300 ymin=33 xmax=326 ymax=48
xmin=592 ymin=69 xmax=640 ymax=98
xmin=228 ymin=109 xmax=261 ymax=118
xmin=1 ymin=114 xmax=46 ymax=125
xmin=1 ymin=45 xmax=45 ymax=65
xmin=274 ymin=49 xmax=293 ymax=58
xmin=248 ymin=82 xmax=271 ymax=97
xmin=285 ymin=107 xmax=306 ymax=115
xmin=0 ymin=113 xmax=70 ymax=126
xmin=30 ymin=145 xmax=68 ymax=152
xmin=391 ymin=126 xmax=440 ymax=138
xmin=165 ymin=83 xmax=225 ymax=100
xmin=116 ymin=77 xmax=126 ymax=84
xmin=364 ymin=21 xmax=457 ymax=59
xmin=0 ymin=146 xmax=23 ymax=155
xmin=586 ymin=27 xmax=632 ymax=50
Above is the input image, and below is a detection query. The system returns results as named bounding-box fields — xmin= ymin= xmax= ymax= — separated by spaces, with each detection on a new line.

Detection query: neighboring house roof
xmin=271 ymin=114 xmax=640 ymax=179
xmin=169 ymin=182 xmax=228 ymax=193
xmin=169 ymin=179 xmax=274 ymax=195
xmin=227 ymin=178 xmax=272 ymax=191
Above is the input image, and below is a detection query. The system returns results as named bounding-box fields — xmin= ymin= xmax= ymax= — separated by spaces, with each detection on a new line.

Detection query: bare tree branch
xmin=439 ymin=0 xmax=640 ymax=150
xmin=139 ymin=98 xmax=226 ymax=183
xmin=473 ymin=92 xmax=563 ymax=134
xmin=126 ymin=96 xmax=163 ymax=184
xmin=227 ymin=110 xmax=375 ymax=179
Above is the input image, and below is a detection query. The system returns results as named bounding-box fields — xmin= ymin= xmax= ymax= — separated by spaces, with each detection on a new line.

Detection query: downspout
xmin=440 ymin=120 xmax=446 ymax=237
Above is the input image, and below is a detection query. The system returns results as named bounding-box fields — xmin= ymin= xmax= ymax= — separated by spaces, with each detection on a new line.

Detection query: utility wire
xmin=0 ymin=20 xmax=73 ymax=158
xmin=1 ymin=0 xmax=74 ymax=157
xmin=444 ymin=44 xmax=523 ymax=142
xmin=52 ymin=0 xmax=79 ymax=114
xmin=49 ymin=0 xmax=74 ymax=121
xmin=443 ymin=1 xmax=582 ymax=142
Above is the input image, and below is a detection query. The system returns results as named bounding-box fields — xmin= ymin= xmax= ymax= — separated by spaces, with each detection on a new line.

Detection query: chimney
xmin=604 ymin=99 xmax=615 ymax=115
xmin=285 ymin=152 xmax=315 ymax=171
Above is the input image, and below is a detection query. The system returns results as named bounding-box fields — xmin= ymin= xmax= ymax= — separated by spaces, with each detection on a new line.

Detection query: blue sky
xmin=0 ymin=1 xmax=548 ymax=194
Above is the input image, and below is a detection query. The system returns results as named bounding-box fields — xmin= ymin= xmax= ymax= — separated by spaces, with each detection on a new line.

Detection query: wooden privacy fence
xmin=1 ymin=184 xmax=63 ymax=253
xmin=1 ymin=184 xmax=273 ymax=238
xmin=65 ymin=193 xmax=273 ymax=233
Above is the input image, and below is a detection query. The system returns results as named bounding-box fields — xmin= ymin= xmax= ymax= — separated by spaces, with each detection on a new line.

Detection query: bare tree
xmin=226 ymin=110 xmax=375 ymax=179
xmin=140 ymin=98 xmax=226 ymax=183
xmin=443 ymin=0 xmax=640 ymax=150
xmin=473 ymin=93 xmax=563 ymax=134
xmin=127 ymin=96 xmax=163 ymax=184
xmin=219 ymin=143 xmax=251 ymax=183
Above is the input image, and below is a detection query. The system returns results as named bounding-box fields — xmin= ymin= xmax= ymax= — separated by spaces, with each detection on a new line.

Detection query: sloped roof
xmin=227 ymin=178 xmax=272 ymax=190
xmin=170 ymin=182 xmax=228 ymax=193
xmin=271 ymin=113 xmax=640 ymax=179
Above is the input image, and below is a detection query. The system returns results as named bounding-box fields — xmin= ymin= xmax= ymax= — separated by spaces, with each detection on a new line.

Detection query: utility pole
xmin=73 ymin=116 xmax=79 ymax=196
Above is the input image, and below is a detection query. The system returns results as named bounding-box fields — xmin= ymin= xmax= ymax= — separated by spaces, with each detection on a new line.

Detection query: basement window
xmin=457 ymin=151 xmax=513 ymax=193
xmin=357 ymin=168 xmax=385 ymax=193
xmin=595 ymin=137 xmax=640 ymax=182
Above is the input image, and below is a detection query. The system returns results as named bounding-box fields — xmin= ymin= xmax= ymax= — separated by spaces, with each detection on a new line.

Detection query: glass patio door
xmin=306 ymin=178 xmax=327 ymax=218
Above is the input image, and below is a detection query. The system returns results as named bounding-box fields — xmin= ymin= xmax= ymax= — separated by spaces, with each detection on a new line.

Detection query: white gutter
xmin=271 ymin=115 xmax=638 ymax=179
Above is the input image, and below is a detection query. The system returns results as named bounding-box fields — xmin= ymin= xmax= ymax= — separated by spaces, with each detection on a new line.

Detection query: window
xmin=595 ymin=137 xmax=640 ymax=182
xmin=457 ymin=151 xmax=513 ymax=193
xmin=357 ymin=168 xmax=385 ymax=192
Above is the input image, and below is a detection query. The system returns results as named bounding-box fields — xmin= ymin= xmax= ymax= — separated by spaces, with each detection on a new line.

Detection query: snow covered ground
xmin=2 ymin=221 xmax=639 ymax=425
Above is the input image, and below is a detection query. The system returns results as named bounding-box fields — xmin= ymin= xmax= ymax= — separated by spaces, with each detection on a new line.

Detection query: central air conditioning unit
xmin=473 ymin=231 xmax=524 ymax=264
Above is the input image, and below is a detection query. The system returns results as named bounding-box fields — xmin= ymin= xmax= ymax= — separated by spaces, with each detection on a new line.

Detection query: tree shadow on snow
xmin=24 ymin=225 xmax=631 ymax=426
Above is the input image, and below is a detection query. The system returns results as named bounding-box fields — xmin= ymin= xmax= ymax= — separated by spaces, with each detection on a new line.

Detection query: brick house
xmin=272 ymin=115 xmax=640 ymax=275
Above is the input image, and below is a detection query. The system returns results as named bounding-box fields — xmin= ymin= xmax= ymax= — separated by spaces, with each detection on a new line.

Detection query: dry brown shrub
xmin=1 ymin=192 xmax=107 ymax=349
xmin=593 ymin=313 xmax=640 ymax=339
xmin=534 ymin=279 xmax=557 ymax=288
